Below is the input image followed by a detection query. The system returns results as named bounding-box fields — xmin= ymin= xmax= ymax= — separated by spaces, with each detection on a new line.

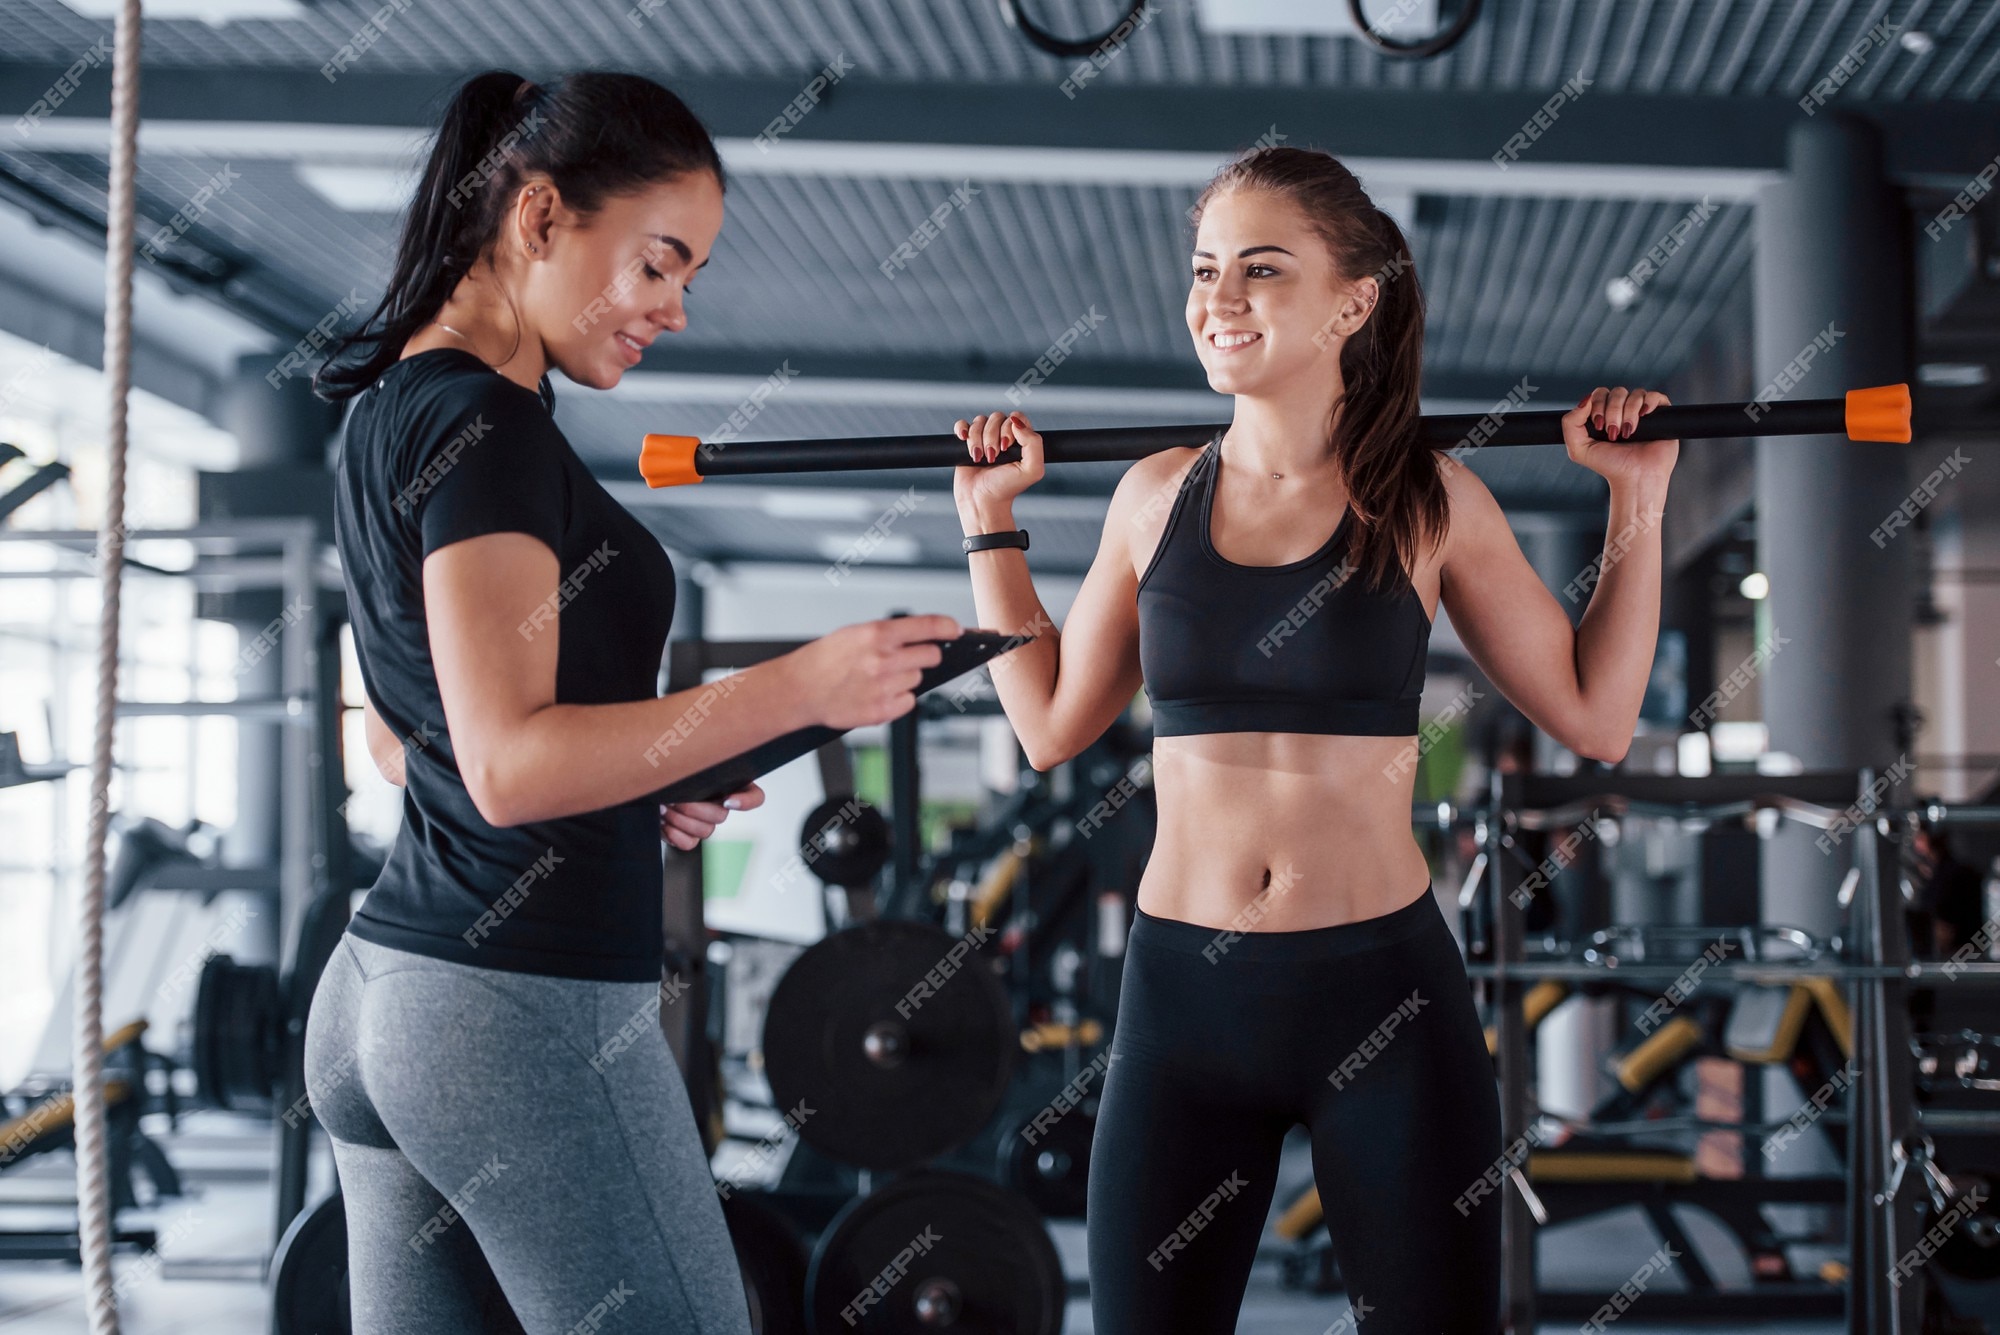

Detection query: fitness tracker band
xmin=963 ymin=529 xmax=1029 ymax=555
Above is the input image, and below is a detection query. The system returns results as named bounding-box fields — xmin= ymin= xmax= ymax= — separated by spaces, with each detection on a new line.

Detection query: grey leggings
xmin=303 ymin=933 xmax=752 ymax=1335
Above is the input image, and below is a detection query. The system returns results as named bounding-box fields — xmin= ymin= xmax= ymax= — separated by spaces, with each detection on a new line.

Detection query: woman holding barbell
xmin=303 ymin=70 xmax=957 ymax=1333
xmin=952 ymin=145 xmax=1678 ymax=1334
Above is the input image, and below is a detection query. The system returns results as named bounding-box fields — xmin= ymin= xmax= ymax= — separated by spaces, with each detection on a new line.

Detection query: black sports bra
xmin=1135 ymin=433 xmax=1432 ymax=738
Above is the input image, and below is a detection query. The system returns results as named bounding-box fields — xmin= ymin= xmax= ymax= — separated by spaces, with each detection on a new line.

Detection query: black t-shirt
xmin=333 ymin=347 xmax=676 ymax=981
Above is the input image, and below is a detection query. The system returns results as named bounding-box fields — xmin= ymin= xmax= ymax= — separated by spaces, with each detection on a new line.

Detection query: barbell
xmin=638 ymin=384 xmax=1912 ymax=488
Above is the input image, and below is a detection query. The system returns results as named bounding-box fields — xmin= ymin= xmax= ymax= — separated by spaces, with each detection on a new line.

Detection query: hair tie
xmin=514 ymin=79 xmax=538 ymax=103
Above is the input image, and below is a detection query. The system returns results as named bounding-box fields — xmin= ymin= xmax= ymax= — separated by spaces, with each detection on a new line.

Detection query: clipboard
xmin=649 ymin=629 xmax=1022 ymax=805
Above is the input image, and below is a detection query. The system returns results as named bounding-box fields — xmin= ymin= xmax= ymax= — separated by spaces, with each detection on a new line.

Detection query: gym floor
xmin=0 ymin=1111 xmax=1882 ymax=1332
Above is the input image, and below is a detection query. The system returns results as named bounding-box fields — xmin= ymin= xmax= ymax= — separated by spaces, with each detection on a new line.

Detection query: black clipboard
xmin=649 ymin=630 xmax=1022 ymax=805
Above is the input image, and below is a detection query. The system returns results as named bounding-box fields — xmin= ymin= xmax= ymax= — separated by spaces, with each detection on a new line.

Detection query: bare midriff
xmin=1136 ymin=729 xmax=1433 ymax=932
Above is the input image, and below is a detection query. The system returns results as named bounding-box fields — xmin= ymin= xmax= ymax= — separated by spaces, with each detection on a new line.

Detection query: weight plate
xmin=1933 ymin=1175 xmax=2000 ymax=1281
xmin=725 ymin=1191 xmax=810 ymax=1335
xmin=764 ymin=920 xmax=1014 ymax=1171
xmin=192 ymin=955 xmax=284 ymax=1111
xmin=271 ymin=1192 xmax=350 ymax=1335
xmin=797 ymin=797 xmax=892 ymax=889
xmin=806 ymin=1171 xmax=1064 ymax=1335
xmin=999 ymin=1104 xmax=1094 ymax=1218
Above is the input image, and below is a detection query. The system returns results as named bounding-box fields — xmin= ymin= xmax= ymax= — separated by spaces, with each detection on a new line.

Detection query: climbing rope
xmin=74 ymin=0 xmax=142 ymax=1329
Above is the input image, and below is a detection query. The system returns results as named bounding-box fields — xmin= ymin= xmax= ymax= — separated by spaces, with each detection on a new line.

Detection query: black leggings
xmin=1086 ymin=885 xmax=1503 ymax=1335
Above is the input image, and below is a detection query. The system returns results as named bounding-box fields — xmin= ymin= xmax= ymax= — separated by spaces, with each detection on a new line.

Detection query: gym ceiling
xmin=0 ymin=0 xmax=1995 ymax=574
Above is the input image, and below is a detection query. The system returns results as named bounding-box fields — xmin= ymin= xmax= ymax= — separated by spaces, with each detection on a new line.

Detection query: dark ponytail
xmin=314 ymin=69 xmax=725 ymax=401
xmin=1189 ymin=146 xmax=1442 ymax=597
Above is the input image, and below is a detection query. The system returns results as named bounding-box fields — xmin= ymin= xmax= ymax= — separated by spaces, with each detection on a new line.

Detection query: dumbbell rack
xmin=1456 ymin=766 xmax=2000 ymax=1335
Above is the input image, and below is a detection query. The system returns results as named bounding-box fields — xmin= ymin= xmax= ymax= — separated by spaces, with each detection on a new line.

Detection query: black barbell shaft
xmin=640 ymin=383 xmax=1911 ymax=487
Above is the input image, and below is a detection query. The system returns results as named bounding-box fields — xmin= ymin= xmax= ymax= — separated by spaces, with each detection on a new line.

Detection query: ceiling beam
xmin=4 ymin=66 xmax=1994 ymax=187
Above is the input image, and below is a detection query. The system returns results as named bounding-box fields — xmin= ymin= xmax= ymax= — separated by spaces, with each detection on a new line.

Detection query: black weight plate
xmin=192 ymin=955 xmax=284 ymax=1110
xmin=798 ymin=797 xmax=891 ymax=888
xmin=999 ymin=1105 xmax=1094 ymax=1219
xmin=1934 ymin=1179 xmax=2000 ymax=1281
xmin=806 ymin=1171 xmax=1064 ymax=1335
xmin=725 ymin=1191 xmax=810 ymax=1334
xmin=763 ymin=920 xmax=1014 ymax=1171
xmin=271 ymin=1192 xmax=350 ymax=1335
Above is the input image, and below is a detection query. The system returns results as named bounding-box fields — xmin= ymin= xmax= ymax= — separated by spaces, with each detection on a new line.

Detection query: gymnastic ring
xmin=997 ymin=0 xmax=1151 ymax=59
xmin=1345 ymin=0 xmax=1484 ymax=59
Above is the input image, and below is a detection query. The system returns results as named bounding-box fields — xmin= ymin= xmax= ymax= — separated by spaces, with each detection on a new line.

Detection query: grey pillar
xmin=1753 ymin=114 xmax=1913 ymax=942
xmin=211 ymin=352 xmax=331 ymax=965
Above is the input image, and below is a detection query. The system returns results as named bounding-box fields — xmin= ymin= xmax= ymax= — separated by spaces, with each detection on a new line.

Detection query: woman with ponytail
xmin=304 ymin=70 xmax=956 ymax=1332
xmin=951 ymin=146 xmax=1678 ymax=1333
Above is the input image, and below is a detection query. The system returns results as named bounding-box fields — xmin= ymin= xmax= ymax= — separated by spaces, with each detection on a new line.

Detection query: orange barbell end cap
xmin=1845 ymin=383 xmax=1911 ymax=443
xmin=639 ymin=433 xmax=705 ymax=488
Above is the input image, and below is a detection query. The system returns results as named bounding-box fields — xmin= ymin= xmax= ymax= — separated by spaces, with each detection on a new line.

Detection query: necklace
xmin=433 ymin=319 xmax=469 ymax=342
